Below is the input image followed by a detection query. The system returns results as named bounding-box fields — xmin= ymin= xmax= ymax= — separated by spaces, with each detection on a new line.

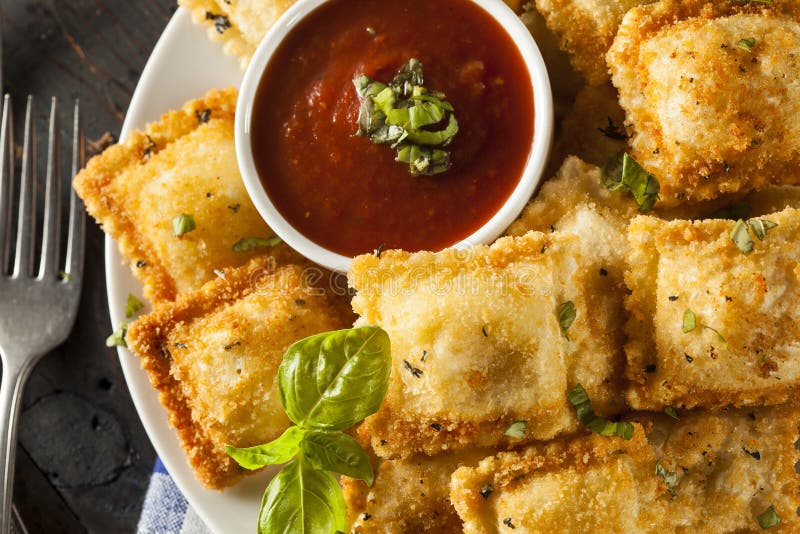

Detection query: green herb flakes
xmin=737 ymin=38 xmax=756 ymax=52
xmin=125 ymin=294 xmax=144 ymax=318
xmin=603 ymin=152 xmax=660 ymax=213
xmin=748 ymin=219 xmax=778 ymax=241
xmin=655 ymin=460 xmax=678 ymax=499
xmin=557 ymin=301 xmax=576 ymax=340
xmin=731 ymin=218 xmax=778 ymax=255
xmin=106 ymin=322 xmax=128 ymax=348
xmin=354 ymin=59 xmax=459 ymax=176
xmin=59 ymin=271 xmax=71 ymax=282
xmin=568 ymin=384 xmax=634 ymax=440
xmin=682 ymin=309 xmax=697 ymax=333
xmin=504 ymin=421 xmax=528 ymax=439
xmin=172 ymin=214 xmax=196 ymax=236
xmin=664 ymin=407 xmax=680 ymax=420
xmin=232 ymin=236 xmax=283 ymax=252
xmin=757 ymin=505 xmax=780 ymax=529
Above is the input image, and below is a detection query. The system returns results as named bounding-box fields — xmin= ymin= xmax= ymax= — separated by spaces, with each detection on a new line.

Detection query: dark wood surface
xmin=2 ymin=1 xmax=176 ymax=532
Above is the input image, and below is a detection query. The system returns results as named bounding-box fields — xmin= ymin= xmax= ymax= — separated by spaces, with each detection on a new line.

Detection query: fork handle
xmin=0 ymin=357 xmax=33 ymax=533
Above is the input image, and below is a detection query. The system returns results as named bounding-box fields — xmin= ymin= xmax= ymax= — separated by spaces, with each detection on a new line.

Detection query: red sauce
xmin=251 ymin=0 xmax=534 ymax=256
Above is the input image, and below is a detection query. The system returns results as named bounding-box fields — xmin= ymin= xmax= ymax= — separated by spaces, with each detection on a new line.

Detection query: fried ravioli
xmin=450 ymin=424 xmax=665 ymax=533
xmin=126 ymin=257 xmax=354 ymax=488
xmin=179 ymin=0 xmax=297 ymax=66
xmin=451 ymin=407 xmax=800 ymax=533
xmin=625 ymin=207 xmax=800 ymax=410
xmin=608 ymin=0 xmax=800 ymax=206
xmin=535 ymin=0 xmax=650 ymax=85
xmin=342 ymin=449 xmax=489 ymax=533
xmin=74 ymin=87 xmax=300 ymax=303
xmin=349 ymin=231 xmax=625 ymax=459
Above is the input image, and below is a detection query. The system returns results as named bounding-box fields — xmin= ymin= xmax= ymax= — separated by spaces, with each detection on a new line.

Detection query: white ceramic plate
xmin=106 ymin=8 xmax=267 ymax=533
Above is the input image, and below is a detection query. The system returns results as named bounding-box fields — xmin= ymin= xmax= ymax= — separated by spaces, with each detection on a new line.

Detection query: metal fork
xmin=0 ymin=95 xmax=85 ymax=531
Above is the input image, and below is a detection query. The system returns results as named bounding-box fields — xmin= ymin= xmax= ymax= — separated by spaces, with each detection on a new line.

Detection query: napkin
xmin=136 ymin=459 xmax=212 ymax=534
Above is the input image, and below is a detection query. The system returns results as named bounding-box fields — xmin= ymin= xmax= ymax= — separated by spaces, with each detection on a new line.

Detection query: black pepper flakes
xmin=206 ymin=191 xmax=213 ymax=198
xmin=380 ymin=439 xmax=387 ymax=446
xmin=599 ymin=268 xmax=608 ymax=277
xmin=668 ymin=295 xmax=678 ymax=301
xmin=482 ymin=326 xmax=488 ymax=337
xmin=143 ymin=135 xmax=157 ymax=160
xmin=135 ymin=260 xmax=147 ymax=268
xmin=228 ymin=204 xmax=241 ymax=213
xmin=645 ymin=364 xmax=657 ymax=373
xmin=295 ymin=299 xmax=306 ymax=306
xmin=685 ymin=354 xmax=694 ymax=363
xmin=205 ymin=12 xmax=231 ymax=33
xmin=224 ymin=341 xmax=241 ymax=351
xmin=421 ymin=350 xmax=428 ymax=362
xmin=431 ymin=423 xmax=442 ymax=431
xmin=376 ymin=243 xmax=386 ymax=258
xmin=503 ymin=517 xmax=516 ymax=529
xmin=479 ymin=485 xmax=494 ymax=499
xmin=362 ymin=513 xmax=371 ymax=521
xmin=743 ymin=447 xmax=761 ymax=460
xmin=174 ymin=342 xmax=188 ymax=349
xmin=403 ymin=360 xmax=423 ymax=378
xmin=748 ymin=412 xmax=756 ymax=421
xmin=196 ymin=108 xmax=212 ymax=124
xmin=597 ymin=117 xmax=627 ymax=140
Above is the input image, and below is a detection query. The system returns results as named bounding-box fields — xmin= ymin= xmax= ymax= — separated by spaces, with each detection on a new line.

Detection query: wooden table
xmin=2 ymin=1 xmax=175 ymax=531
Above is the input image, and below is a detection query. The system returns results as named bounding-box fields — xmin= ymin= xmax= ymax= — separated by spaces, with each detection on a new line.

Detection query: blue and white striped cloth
xmin=136 ymin=459 xmax=212 ymax=534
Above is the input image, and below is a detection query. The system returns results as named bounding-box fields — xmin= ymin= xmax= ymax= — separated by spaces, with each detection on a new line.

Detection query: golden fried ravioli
xmin=180 ymin=0 xmax=297 ymax=66
xmin=451 ymin=407 xmax=800 ymax=533
xmin=608 ymin=0 xmax=800 ymax=206
xmin=349 ymin=231 xmax=626 ymax=458
xmin=535 ymin=0 xmax=651 ymax=85
xmin=74 ymin=87 xmax=300 ymax=303
xmin=450 ymin=424 xmax=666 ymax=533
xmin=625 ymin=207 xmax=800 ymax=410
xmin=127 ymin=257 xmax=354 ymax=488
xmin=342 ymin=449 xmax=489 ymax=533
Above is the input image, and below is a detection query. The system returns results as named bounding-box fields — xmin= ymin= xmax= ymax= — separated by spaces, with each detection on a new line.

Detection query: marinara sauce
xmin=251 ymin=0 xmax=534 ymax=256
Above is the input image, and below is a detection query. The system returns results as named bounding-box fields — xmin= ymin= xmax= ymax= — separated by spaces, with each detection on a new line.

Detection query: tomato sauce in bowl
xmin=250 ymin=0 xmax=535 ymax=257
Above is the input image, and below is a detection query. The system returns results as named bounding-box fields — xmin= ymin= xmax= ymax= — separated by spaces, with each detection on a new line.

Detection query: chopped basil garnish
xmin=683 ymin=308 xmax=730 ymax=349
xmin=59 ymin=270 xmax=71 ymax=282
xmin=232 ymin=236 xmax=283 ymax=252
xmin=603 ymin=152 xmax=660 ymax=213
xmin=655 ymin=460 xmax=678 ymax=499
xmin=568 ymin=384 xmax=634 ymax=440
xmin=226 ymin=326 xmax=391 ymax=534
xmin=737 ymin=38 xmax=756 ymax=52
xmin=557 ymin=301 xmax=576 ymax=340
xmin=757 ymin=505 xmax=780 ymax=529
xmin=172 ymin=214 xmax=196 ymax=236
xmin=504 ymin=421 xmax=527 ymax=439
xmin=664 ymin=407 xmax=680 ymax=420
xmin=731 ymin=218 xmax=778 ymax=255
xmin=354 ymin=59 xmax=459 ymax=176
xmin=106 ymin=322 xmax=128 ymax=348
xmin=682 ymin=309 xmax=697 ymax=333
xmin=125 ymin=294 xmax=144 ymax=318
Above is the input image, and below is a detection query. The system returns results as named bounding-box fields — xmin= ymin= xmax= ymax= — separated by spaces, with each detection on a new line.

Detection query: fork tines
xmin=0 ymin=95 xmax=85 ymax=281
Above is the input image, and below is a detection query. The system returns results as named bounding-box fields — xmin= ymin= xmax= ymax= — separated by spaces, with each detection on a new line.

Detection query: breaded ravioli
xmin=450 ymin=424 xmax=666 ymax=533
xmin=535 ymin=0 xmax=651 ymax=85
xmin=349 ymin=231 xmax=626 ymax=459
xmin=342 ymin=449 xmax=489 ymax=533
xmin=608 ymin=0 xmax=800 ymax=206
xmin=126 ymin=257 xmax=354 ymax=488
xmin=629 ymin=407 xmax=800 ymax=534
xmin=74 ymin=88 xmax=300 ymax=303
xmin=180 ymin=0 xmax=297 ymax=66
xmin=451 ymin=407 xmax=800 ymax=533
xmin=625 ymin=207 xmax=800 ymax=410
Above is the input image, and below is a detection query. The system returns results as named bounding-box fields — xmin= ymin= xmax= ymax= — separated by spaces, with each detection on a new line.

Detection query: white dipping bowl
xmin=235 ymin=0 xmax=553 ymax=273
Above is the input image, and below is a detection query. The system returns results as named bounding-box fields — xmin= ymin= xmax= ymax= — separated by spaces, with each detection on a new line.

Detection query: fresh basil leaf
xmin=557 ymin=301 xmax=576 ymax=340
xmin=603 ymin=152 xmax=660 ymax=213
xmin=172 ymin=214 xmax=196 ymax=236
xmin=737 ymin=37 xmax=756 ymax=52
xmin=748 ymin=219 xmax=778 ymax=241
xmin=568 ymin=384 xmax=633 ymax=440
xmin=405 ymin=114 xmax=459 ymax=147
xmin=279 ymin=326 xmax=391 ymax=431
xmin=226 ymin=426 xmax=304 ymax=470
xmin=731 ymin=219 xmax=754 ymax=255
xmin=504 ymin=421 xmax=527 ymax=439
xmin=125 ymin=294 xmax=144 ymax=318
xmin=655 ymin=460 xmax=678 ymax=499
xmin=682 ymin=309 xmax=697 ymax=333
xmin=258 ymin=457 xmax=347 ymax=534
xmin=300 ymin=430 xmax=374 ymax=484
xmin=757 ymin=505 xmax=780 ymax=529
xmin=232 ymin=236 xmax=283 ymax=252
